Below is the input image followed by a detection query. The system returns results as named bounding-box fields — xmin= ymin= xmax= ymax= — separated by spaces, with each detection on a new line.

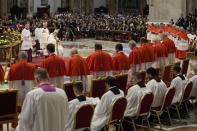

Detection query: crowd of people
xmin=176 ymin=12 xmax=197 ymax=34
xmin=0 ymin=24 xmax=197 ymax=130
xmin=0 ymin=13 xmax=147 ymax=41
xmin=1 ymin=11 xmax=197 ymax=131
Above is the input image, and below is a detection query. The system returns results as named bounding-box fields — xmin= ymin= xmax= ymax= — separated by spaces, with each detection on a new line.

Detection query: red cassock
xmin=0 ymin=64 xmax=5 ymax=82
xmin=86 ymin=50 xmax=113 ymax=72
xmin=42 ymin=54 xmax=67 ymax=77
xmin=112 ymin=51 xmax=130 ymax=71
xmin=155 ymin=42 xmax=164 ymax=59
xmin=67 ymin=54 xmax=89 ymax=76
xmin=8 ymin=60 xmax=36 ymax=81
xmin=128 ymin=47 xmax=141 ymax=65
xmin=162 ymin=38 xmax=176 ymax=54
xmin=156 ymin=42 xmax=168 ymax=58
xmin=146 ymin=43 xmax=156 ymax=62
xmin=139 ymin=44 xmax=149 ymax=63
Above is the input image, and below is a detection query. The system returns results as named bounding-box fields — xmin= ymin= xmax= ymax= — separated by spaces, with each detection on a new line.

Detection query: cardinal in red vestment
xmin=0 ymin=64 xmax=4 ymax=83
xmin=42 ymin=44 xmax=66 ymax=88
xmin=8 ymin=51 xmax=36 ymax=106
xmin=86 ymin=43 xmax=113 ymax=77
xmin=67 ymin=48 xmax=89 ymax=92
xmin=128 ymin=41 xmax=141 ymax=72
xmin=112 ymin=43 xmax=129 ymax=74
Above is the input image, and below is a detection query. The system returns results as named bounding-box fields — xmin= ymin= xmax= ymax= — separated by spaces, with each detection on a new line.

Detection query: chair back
xmin=181 ymin=82 xmax=193 ymax=103
xmin=90 ymin=78 xmax=106 ymax=98
xmin=161 ymin=87 xmax=175 ymax=110
xmin=138 ymin=93 xmax=154 ymax=116
xmin=75 ymin=104 xmax=94 ymax=129
xmin=162 ymin=65 xmax=172 ymax=83
xmin=115 ymin=74 xmax=128 ymax=93
xmin=0 ymin=90 xmax=18 ymax=119
xmin=111 ymin=97 xmax=127 ymax=123
xmin=181 ymin=59 xmax=190 ymax=75
xmin=63 ymin=83 xmax=75 ymax=101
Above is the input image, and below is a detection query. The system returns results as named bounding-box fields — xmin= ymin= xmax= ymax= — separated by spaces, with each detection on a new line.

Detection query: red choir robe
xmin=162 ymin=38 xmax=176 ymax=54
xmin=42 ymin=54 xmax=67 ymax=77
xmin=8 ymin=60 xmax=36 ymax=81
xmin=8 ymin=60 xmax=36 ymax=106
xmin=146 ymin=43 xmax=156 ymax=62
xmin=139 ymin=43 xmax=151 ymax=63
xmin=86 ymin=50 xmax=113 ymax=72
xmin=42 ymin=54 xmax=67 ymax=88
xmin=128 ymin=47 xmax=141 ymax=72
xmin=67 ymin=54 xmax=89 ymax=76
xmin=0 ymin=64 xmax=4 ymax=82
xmin=112 ymin=51 xmax=130 ymax=71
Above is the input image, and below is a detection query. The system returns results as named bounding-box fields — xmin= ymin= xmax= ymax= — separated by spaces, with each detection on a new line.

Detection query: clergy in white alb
xmin=124 ymin=72 xmax=150 ymax=117
xmin=21 ymin=23 xmax=33 ymax=50
xmin=16 ymin=68 xmax=70 ymax=131
xmin=146 ymin=67 xmax=167 ymax=108
xmin=39 ymin=22 xmax=50 ymax=50
xmin=170 ymin=65 xmax=187 ymax=104
xmin=91 ymin=76 xmax=124 ymax=131
xmin=188 ymin=65 xmax=197 ymax=98
xmin=21 ymin=22 xmax=33 ymax=62
xmin=65 ymin=82 xmax=99 ymax=131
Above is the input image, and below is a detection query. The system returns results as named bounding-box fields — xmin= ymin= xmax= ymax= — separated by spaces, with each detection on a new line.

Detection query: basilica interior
xmin=1 ymin=0 xmax=197 ymax=131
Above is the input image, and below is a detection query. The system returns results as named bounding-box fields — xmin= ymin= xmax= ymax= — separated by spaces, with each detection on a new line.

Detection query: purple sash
xmin=39 ymin=83 xmax=56 ymax=92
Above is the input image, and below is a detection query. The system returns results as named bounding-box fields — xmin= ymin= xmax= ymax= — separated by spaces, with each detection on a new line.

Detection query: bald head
xmin=18 ymin=51 xmax=28 ymax=60
xmin=70 ymin=48 xmax=78 ymax=56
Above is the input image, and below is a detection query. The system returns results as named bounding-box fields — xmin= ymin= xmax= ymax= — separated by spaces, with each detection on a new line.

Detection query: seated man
xmin=170 ymin=65 xmax=187 ymax=104
xmin=146 ymin=67 xmax=167 ymax=108
xmin=124 ymin=72 xmax=150 ymax=117
xmin=65 ymin=82 xmax=99 ymax=131
xmin=188 ymin=65 xmax=197 ymax=98
xmin=91 ymin=76 xmax=124 ymax=131
xmin=16 ymin=68 xmax=69 ymax=131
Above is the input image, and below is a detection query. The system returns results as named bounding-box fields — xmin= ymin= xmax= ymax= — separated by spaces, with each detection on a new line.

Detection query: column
xmin=1 ymin=0 xmax=8 ymax=17
xmin=61 ymin=0 xmax=66 ymax=8
xmin=107 ymin=0 xmax=117 ymax=14
xmin=149 ymin=0 xmax=187 ymax=22
xmin=27 ymin=0 xmax=33 ymax=18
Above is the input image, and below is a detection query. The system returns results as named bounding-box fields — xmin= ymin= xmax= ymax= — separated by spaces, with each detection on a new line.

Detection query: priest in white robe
xmin=39 ymin=22 xmax=50 ymax=50
xmin=188 ymin=65 xmax=197 ymax=98
xmin=65 ymin=82 xmax=99 ymax=131
xmin=146 ymin=67 xmax=167 ymax=108
xmin=91 ymin=76 xmax=124 ymax=131
xmin=124 ymin=72 xmax=150 ymax=117
xmin=16 ymin=68 xmax=70 ymax=131
xmin=21 ymin=22 xmax=33 ymax=62
xmin=47 ymin=29 xmax=64 ymax=56
xmin=170 ymin=65 xmax=187 ymax=104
